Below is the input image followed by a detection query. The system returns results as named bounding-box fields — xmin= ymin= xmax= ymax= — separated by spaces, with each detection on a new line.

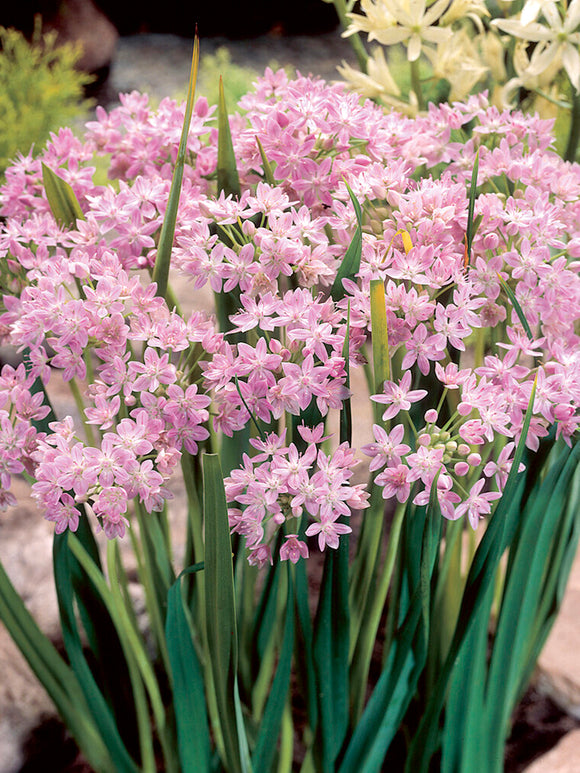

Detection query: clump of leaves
xmin=0 ymin=18 xmax=93 ymax=176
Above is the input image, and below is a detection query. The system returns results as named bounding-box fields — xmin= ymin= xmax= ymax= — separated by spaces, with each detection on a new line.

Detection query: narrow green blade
xmin=166 ymin=565 xmax=211 ymax=772
xmin=252 ymin=563 xmax=295 ymax=771
xmin=331 ymin=184 xmax=363 ymax=301
xmin=498 ymin=274 xmax=534 ymax=341
xmin=203 ymin=453 xmax=248 ymax=773
xmin=256 ymin=136 xmax=276 ymax=185
xmin=369 ymin=278 xmax=390 ymax=405
xmin=0 ymin=560 xmax=113 ymax=772
xmin=465 ymin=147 xmax=480 ymax=264
xmin=217 ymin=77 xmax=241 ymax=198
xmin=484 ymin=441 xmax=580 ymax=765
xmin=42 ymin=162 xmax=84 ymax=228
xmin=53 ymin=533 xmax=139 ymax=772
xmin=313 ymin=539 xmax=350 ymax=770
xmin=152 ymin=35 xmax=200 ymax=300
xmin=340 ymin=303 xmax=352 ymax=446
xmin=405 ymin=379 xmax=537 ymax=772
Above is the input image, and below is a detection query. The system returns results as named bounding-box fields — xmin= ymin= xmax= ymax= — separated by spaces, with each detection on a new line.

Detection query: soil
xmin=18 ymin=686 xmax=580 ymax=772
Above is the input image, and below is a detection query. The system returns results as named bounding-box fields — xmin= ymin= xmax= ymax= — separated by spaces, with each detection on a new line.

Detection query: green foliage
xmin=0 ymin=20 xmax=93 ymax=176
xmin=198 ymin=47 xmax=271 ymax=108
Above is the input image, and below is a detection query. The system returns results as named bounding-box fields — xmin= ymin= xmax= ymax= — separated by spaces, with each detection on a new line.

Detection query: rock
xmin=525 ymin=727 xmax=580 ymax=772
xmin=46 ymin=0 xmax=119 ymax=75
xmin=0 ymin=630 xmax=57 ymax=773
xmin=537 ymin=543 xmax=580 ymax=719
xmin=0 ymin=478 xmax=60 ymax=773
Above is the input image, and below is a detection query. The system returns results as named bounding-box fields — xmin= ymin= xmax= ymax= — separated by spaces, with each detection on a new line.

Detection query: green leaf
xmin=340 ymin=302 xmax=352 ymax=446
xmin=441 ymin=581 xmax=494 ymax=773
xmin=53 ymin=533 xmax=139 ymax=773
xmin=465 ymin=147 xmax=480 ymax=264
xmin=0 ymin=560 xmax=114 ymax=772
xmin=152 ymin=35 xmax=199 ymax=300
xmin=166 ymin=565 xmax=211 ymax=772
xmin=498 ymin=273 xmax=534 ymax=341
xmin=294 ymin=543 xmax=319 ymax=733
xmin=62 ymin=514 xmax=140 ymax=753
xmin=484 ymin=440 xmax=580 ymax=768
xmin=41 ymin=162 xmax=84 ymax=228
xmin=313 ymin=537 xmax=350 ymax=771
xmin=331 ymin=184 xmax=363 ymax=301
xmin=252 ymin=563 xmax=295 ymax=771
xmin=404 ymin=378 xmax=537 ymax=773
xmin=339 ymin=588 xmax=422 ymax=773
xmin=255 ymin=136 xmax=276 ymax=185
xmin=342 ymin=491 xmax=440 ymax=773
xmin=217 ymin=77 xmax=241 ymax=198
xmin=369 ymin=278 xmax=390 ymax=419
xmin=67 ymin=534 xmax=168 ymax=750
xmin=203 ymin=453 xmax=249 ymax=773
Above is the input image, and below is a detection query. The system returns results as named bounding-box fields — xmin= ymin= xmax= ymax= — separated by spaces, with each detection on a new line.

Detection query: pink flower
xmin=375 ymin=463 xmax=411 ymax=503
xmin=372 ymin=371 xmax=428 ymax=421
xmin=455 ymin=479 xmax=502 ymax=530
xmin=305 ymin=514 xmax=352 ymax=551
xmin=280 ymin=534 xmax=309 ymax=563
xmin=45 ymin=493 xmax=80 ymax=534
xmin=362 ymin=424 xmax=410 ymax=471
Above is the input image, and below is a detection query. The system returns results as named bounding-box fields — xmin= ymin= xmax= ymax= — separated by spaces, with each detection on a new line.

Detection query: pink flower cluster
xmin=1 ymin=69 xmax=579 ymax=559
xmin=225 ymin=424 xmax=368 ymax=565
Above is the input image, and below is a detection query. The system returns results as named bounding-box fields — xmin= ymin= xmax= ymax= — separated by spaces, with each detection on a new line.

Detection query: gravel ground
xmin=98 ymin=30 xmax=360 ymax=106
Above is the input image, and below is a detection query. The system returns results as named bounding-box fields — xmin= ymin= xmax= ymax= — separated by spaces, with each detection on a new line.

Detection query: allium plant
xmin=0 ymin=44 xmax=579 ymax=773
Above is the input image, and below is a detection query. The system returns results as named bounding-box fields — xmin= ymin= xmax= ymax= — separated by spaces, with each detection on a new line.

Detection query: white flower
xmin=424 ymin=30 xmax=488 ymax=100
xmin=492 ymin=0 xmax=580 ymax=90
xmin=440 ymin=0 xmax=490 ymax=32
xmin=346 ymin=0 xmax=452 ymax=61
xmin=337 ymin=48 xmax=420 ymax=115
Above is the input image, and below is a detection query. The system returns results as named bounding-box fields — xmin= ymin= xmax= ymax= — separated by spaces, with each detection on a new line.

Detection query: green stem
xmin=565 ymin=85 xmax=580 ymax=162
xmin=332 ymin=0 xmax=369 ymax=73
xmin=349 ymin=500 xmax=407 ymax=721
xmin=106 ymin=542 xmax=157 ymax=773
xmin=69 ymin=377 xmax=97 ymax=446
xmin=410 ymin=58 xmax=425 ymax=111
xmin=130 ymin=503 xmax=172 ymax=675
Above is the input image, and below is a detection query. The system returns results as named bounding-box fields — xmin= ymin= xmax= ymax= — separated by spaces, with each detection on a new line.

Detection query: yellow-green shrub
xmin=0 ymin=19 xmax=93 ymax=176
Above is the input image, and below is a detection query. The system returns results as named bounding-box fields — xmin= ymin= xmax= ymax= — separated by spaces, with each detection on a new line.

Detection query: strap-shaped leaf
xmin=313 ymin=535 xmax=350 ymax=770
xmin=497 ymin=273 xmax=534 ymax=341
xmin=370 ymin=278 xmax=390 ymax=398
xmin=340 ymin=302 xmax=352 ymax=445
xmin=203 ymin=453 xmax=249 ymax=773
xmin=484 ymin=440 xmax=580 ymax=768
xmin=217 ymin=77 xmax=241 ymax=198
xmin=166 ymin=564 xmax=211 ymax=772
xmin=404 ymin=378 xmax=537 ymax=773
xmin=54 ymin=533 xmax=139 ymax=773
xmin=152 ymin=35 xmax=199 ymax=300
xmin=331 ymin=184 xmax=363 ymax=301
xmin=0 ymin=559 xmax=114 ymax=771
xmin=42 ymin=162 xmax=84 ymax=228
xmin=256 ymin=136 xmax=276 ymax=185
xmin=465 ymin=147 xmax=480 ymax=264
xmin=252 ymin=563 xmax=295 ymax=771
